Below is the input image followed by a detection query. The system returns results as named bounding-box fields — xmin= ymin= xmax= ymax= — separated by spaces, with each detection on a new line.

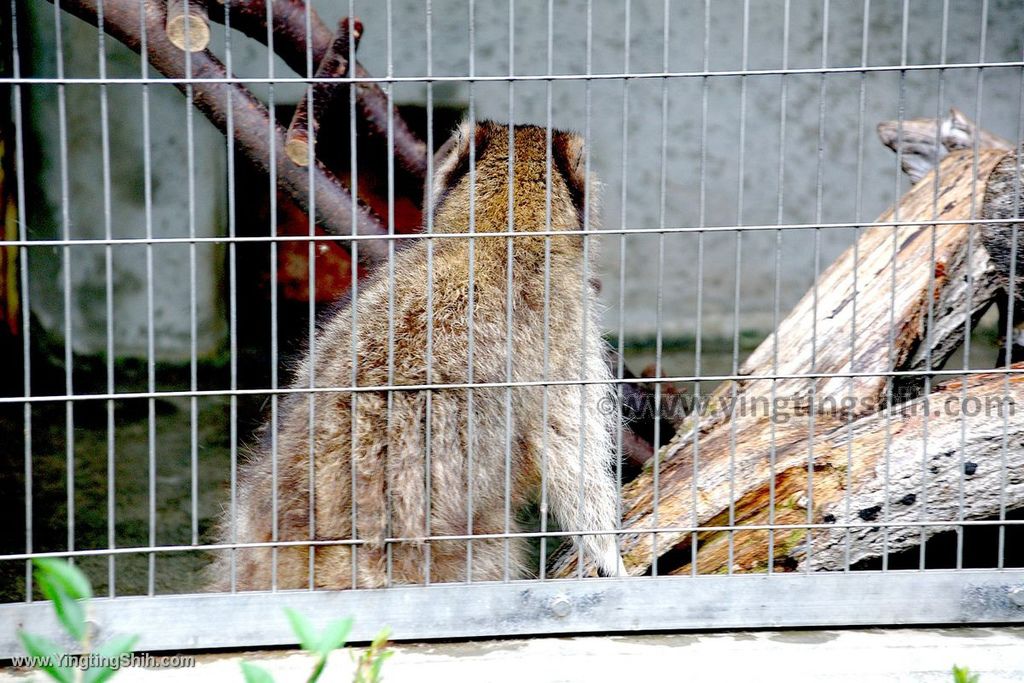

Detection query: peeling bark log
xmin=880 ymin=108 xmax=1024 ymax=366
xmin=739 ymin=149 xmax=1005 ymax=416
xmin=680 ymin=368 xmax=1023 ymax=574
xmin=553 ymin=148 xmax=1019 ymax=578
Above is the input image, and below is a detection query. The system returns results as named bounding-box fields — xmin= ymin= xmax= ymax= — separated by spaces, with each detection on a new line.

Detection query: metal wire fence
xmin=1 ymin=0 xmax=1023 ymax=654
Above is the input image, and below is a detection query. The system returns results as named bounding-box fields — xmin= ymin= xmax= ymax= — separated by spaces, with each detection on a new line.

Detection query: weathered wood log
xmin=673 ymin=366 xmax=1023 ymax=575
xmin=554 ymin=147 xmax=1018 ymax=578
xmin=733 ymin=149 xmax=1005 ymax=419
xmin=880 ymin=108 xmax=1023 ymax=365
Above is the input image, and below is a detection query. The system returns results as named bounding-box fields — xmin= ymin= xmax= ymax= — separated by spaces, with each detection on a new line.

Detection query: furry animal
xmin=213 ymin=121 xmax=625 ymax=590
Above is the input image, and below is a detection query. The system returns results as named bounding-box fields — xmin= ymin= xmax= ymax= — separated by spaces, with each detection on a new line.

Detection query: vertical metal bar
xmin=96 ymin=0 xmax=117 ymax=596
xmin=725 ymin=0 xmax=751 ymax=576
xmin=423 ymin=0 xmax=434 ymax=586
xmin=614 ymin=0 xmax=631 ymax=568
xmin=845 ymin=0 xmax=872 ymax=572
xmin=184 ymin=0 xmax=199 ymax=552
xmin=465 ymin=0 xmax=477 ymax=582
xmin=958 ymin=0 xmax=990 ymax=571
xmin=223 ymin=0 xmax=239 ymax=593
xmin=347 ymin=0 xmax=360 ymax=591
xmin=998 ymin=63 xmax=1024 ymax=570
xmin=767 ymin=0 xmax=792 ymax=576
xmin=503 ymin=0 xmax=516 ymax=582
xmin=804 ymin=0 xmax=831 ymax=573
xmin=690 ymin=0 xmax=712 ymax=576
xmin=385 ymin=0 xmax=397 ymax=587
xmin=264 ymin=0 xmax=280 ymax=591
xmin=577 ymin=0 xmax=594 ymax=579
xmin=53 ymin=0 xmax=76 ymax=566
xmin=538 ymin=0 xmax=553 ymax=580
xmin=137 ymin=0 xmax=157 ymax=597
xmin=920 ymin=0 xmax=951 ymax=571
xmin=650 ymin=0 xmax=671 ymax=578
xmin=10 ymin=0 xmax=33 ymax=601
xmin=883 ymin=0 xmax=911 ymax=573
xmin=302 ymin=0 xmax=316 ymax=593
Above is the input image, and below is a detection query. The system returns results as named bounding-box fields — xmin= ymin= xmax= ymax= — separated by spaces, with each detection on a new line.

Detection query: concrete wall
xmin=24 ymin=0 xmax=1024 ymax=358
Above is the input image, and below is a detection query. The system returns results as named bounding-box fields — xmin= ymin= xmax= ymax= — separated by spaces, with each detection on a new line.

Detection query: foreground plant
xmin=240 ymin=609 xmax=392 ymax=683
xmin=17 ymin=558 xmax=138 ymax=683
xmin=953 ymin=665 xmax=980 ymax=683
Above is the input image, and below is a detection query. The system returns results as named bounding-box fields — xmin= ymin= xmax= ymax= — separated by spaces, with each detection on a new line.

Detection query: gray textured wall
xmin=24 ymin=0 xmax=1024 ymax=358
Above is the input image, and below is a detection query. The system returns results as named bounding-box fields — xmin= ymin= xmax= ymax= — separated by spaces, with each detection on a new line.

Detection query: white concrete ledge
xmin=4 ymin=627 xmax=1023 ymax=682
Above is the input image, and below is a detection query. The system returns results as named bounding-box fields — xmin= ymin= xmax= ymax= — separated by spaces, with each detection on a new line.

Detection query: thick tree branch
xmin=54 ymin=0 xmax=389 ymax=267
xmin=206 ymin=0 xmax=429 ymax=182
xmin=285 ymin=17 xmax=362 ymax=167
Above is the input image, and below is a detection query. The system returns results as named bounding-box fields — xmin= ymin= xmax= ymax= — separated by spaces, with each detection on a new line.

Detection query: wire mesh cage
xmin=1 ymin=0 xmax=1023 ymax=654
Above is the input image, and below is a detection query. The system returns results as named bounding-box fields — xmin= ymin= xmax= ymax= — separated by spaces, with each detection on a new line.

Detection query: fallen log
xmin=555 ymin=138 xmax=1021 ymax=578
xmin=671 ymin=367 xmax=1023 ymax=575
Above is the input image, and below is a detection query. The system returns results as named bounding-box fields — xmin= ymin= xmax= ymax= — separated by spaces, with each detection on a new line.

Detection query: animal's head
xmin=425 ymin=121 xmax=597 ymax=236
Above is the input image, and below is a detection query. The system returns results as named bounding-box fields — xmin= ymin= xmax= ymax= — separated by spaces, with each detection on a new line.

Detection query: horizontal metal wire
xmin=4 ymin=216 xmax=1022 ymax=248
xmin=5 ymin=59 xmax=1023 ymax=87
xmin=3 ymin=518 xmax=1021 ymax=564
xmin=3 ymin=365 xmax=1020 ymax=404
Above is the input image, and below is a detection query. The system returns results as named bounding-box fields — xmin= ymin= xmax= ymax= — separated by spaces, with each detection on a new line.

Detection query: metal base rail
xmin=2 ymin=570 xmax=1023 ymax=657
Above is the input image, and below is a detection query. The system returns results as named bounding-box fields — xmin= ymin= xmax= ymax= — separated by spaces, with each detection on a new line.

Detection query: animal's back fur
xmin=213 ymin=123 xmax=621 ymax=590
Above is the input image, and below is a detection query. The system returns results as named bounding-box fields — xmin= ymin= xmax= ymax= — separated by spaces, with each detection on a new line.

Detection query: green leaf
xmin=37 ymin=579 xmax=87 ymax=643
xmin=82 ymin=634 xmax=140 ymax=683
xmin=952 ymin=666 xmax=980 ymax=683
xmin=315 ymin=616 xmax=353 ymax=655
xmin=17 ymin=631 xmax=73 ymax=683
xmin=240 ymin=661 xmax=276 ymax=683
xmin=369 ymin=650 xmax=394 ymax=683
xmin=33 ymin=559 xmax=92 ymax=600
xmin=283 ymin=608 xmax=318 ymax=652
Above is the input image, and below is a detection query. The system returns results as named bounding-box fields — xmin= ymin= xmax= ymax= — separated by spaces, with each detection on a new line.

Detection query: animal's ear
xmin=427 ymin=121 xmax=491 ymax=212
xmin=552 ymin=131 xmax=587 ymax=212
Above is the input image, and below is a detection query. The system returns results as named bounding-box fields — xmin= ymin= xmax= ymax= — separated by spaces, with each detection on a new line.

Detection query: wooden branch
xmin=285 ymin=17 xmax=362 ymax=167
xmin=54 ymin=0 xmax=389 ymax=267
xmin=165 ymin=0 xmax=210 ymax=52
xmin=206 ymin=1 xmax=429 ymax=183
xmin=878 ymin=107 xmax=1014 ymax=183
xmin=676 ymin=366 xmax=1024 ymax=575
xmin=206 ymin=0 xmax=333 ymax=76
xmin=553 ymin=148 xmax=1015 ymax=578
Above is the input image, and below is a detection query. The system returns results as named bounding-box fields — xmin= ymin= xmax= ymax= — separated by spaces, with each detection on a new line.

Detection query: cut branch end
xmin=285 ymin=135 xmax=311 ymax=167
xmin=166 ymin=0 xmax=211 ymax=52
